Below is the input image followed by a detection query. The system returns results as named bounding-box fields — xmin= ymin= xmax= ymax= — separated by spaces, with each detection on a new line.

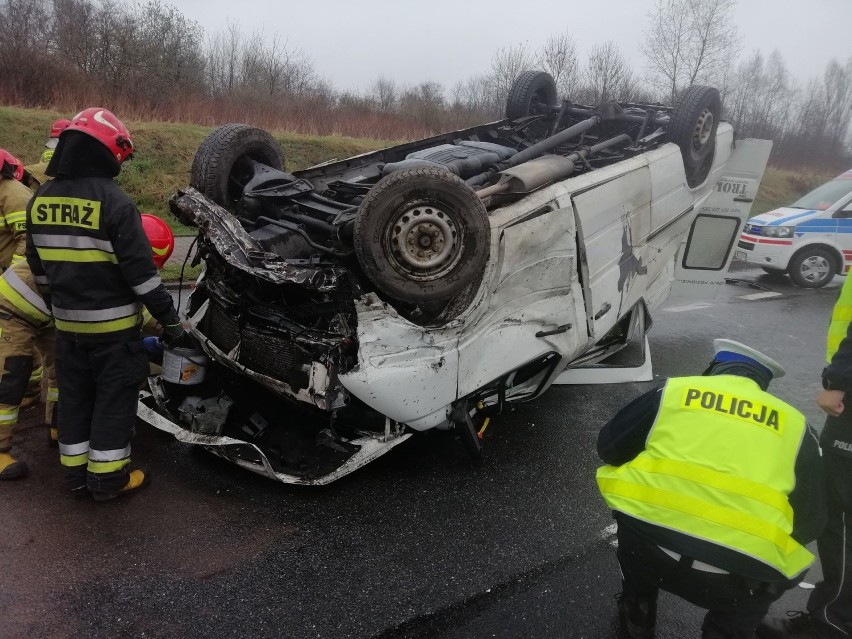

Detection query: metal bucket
xmin=162 ymin=346 xmax=209 ymax=385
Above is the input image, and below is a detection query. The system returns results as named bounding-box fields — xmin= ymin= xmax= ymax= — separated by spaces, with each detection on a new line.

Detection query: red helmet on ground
xmin=141 ymin=214 xmax=174 ymax=268
xmin=0 ymin=149 xmax=24 ymax=181
xmin=65 ymin=108 xmax=134 ymax=163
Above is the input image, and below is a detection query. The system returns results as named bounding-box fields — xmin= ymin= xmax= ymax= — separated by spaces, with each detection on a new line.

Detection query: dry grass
xmin=752 ymin=166 xmax=835 ymax=215
xmin=0 ymin=105 xmax=393 ymax=234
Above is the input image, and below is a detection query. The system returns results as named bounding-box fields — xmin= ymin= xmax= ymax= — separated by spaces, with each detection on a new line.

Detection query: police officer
xmin=26 ymin=107 xmax=185 ymax=501
xmin=758 ymin=277 xmax=852 ymax=638
xmin=597 ymin=339 xmax=826 ymax=639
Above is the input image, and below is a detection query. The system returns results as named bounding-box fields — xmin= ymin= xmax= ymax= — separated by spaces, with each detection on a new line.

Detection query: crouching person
xmin=0 ymin=261 xmax=57 ymax=479
xmin=596 ymin=340 xmax=826 ymax=639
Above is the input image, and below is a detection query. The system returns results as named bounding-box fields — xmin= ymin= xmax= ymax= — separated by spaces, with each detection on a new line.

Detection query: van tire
xmin=788 ymin=247 xmax=838 ymax=288
xmin=191 ymin=124 xmax=283 ymax=212
xmin=506 ymin=71 xmax=558 ymax=120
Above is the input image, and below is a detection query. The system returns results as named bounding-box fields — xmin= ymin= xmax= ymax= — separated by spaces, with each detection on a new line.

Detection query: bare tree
xmin=583 ymin=42 xmax=637 ymax=103
xmin=490 ymin=42 xmax=535 ymax=97
xmin=369 ymin=76 xmax=398 ymax=112
xmin=537 ymin=31 xmax=579 ymax=96
xmin=643 ymin=0 xmax=741 ymax=102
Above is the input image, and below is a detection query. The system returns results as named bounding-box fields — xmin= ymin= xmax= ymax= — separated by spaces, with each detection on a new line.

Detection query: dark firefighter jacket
xmin=25 ymin=177 xmax=179 ymax=338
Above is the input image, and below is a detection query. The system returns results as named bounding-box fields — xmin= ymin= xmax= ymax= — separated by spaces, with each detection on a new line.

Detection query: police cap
xmin=713 ymin=339 xmax=786 ymax=379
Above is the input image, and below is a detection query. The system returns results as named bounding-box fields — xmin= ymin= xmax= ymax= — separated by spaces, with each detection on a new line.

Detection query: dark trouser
xmin=617 ymin=525 xmax=794 ymax=639
xmin=808 ymin=416 xmax=852 ymax=635
xmin=56 ymin=334 xmax=149 ymax=495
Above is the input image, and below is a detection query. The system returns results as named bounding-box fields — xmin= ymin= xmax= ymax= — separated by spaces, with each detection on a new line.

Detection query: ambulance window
xmin=681 ymin=214 xmax=740 ymax=270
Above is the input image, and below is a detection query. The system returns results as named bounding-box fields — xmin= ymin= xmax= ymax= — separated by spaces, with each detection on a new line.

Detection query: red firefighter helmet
xmin=49 ymin=118 xmax=71 ymax=138
xmin=0 ymin=149 xmax=24 ymax=181
xmin=65 ymin=108 xmax=134 ymax=163
xmin=141 ymin=214 xmax=174 ymax=268
xmin=46 ymin=118 xmax=72 ymax=150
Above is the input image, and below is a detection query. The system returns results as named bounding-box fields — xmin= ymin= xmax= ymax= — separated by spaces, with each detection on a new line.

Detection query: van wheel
xmin=788 ymin=248 xmax=837 ymax=288
xmin=505 ymin=71 xmax=558 ymax=120
xmin=190 ymin=124 xmax=283 ymax=212
xmin=669 ymin=86 xmax=721 ymax=187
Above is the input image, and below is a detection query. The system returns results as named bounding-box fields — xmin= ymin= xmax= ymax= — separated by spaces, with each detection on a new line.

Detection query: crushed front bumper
xmin=137 ymin=382 xmax=411 ymax=486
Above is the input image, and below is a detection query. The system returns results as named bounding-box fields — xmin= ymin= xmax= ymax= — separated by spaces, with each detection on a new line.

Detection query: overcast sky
xmin=169 ymin=0 xmax=851 ymax=92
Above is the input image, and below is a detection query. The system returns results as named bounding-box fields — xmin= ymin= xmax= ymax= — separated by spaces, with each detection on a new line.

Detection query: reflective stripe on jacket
xmin=25 ymin=177 xmax=178 ymax=336
xmin=827 ymin=274 xmax=852 ymax=363
xmin=0 ymin=178 xmax=31 ymax=268
xmin=0 ymin=261 xmax=51 ymax=328
xmin=597 ymin=375 xmax=813 ymax=579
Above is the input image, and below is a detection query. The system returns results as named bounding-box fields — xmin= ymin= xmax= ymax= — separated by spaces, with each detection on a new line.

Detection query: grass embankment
xmin=0 ymin=106 xmax=392 ymax=231
xmin=0 ymin=106 xmax=392 ymax=279
xmin=0 ymin=105 xmax=835 ymax=279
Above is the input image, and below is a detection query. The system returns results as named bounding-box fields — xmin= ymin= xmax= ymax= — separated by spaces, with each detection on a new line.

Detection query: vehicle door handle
xmin=536 ymin=324 xmax=572 ymax=338
xmin=594 ymin=303 xmax=611 ymax=320
xmin=733 ymin=197 xmax=753 ymax=203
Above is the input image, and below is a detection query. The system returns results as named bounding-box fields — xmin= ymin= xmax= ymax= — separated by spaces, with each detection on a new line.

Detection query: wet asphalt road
xmin=0 ymin=265 xmax=838 ymax=639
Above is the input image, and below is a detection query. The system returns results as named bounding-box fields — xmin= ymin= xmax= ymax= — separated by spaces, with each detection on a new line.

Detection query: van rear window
xmin=791 ymin=178 xmax=852 ymax=211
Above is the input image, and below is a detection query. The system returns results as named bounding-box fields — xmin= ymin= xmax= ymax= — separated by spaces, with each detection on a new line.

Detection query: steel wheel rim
xmin=387 ymin=204 xmax=462 ymax=280
xmin=800 ymin=255 xmax=830 ymax=283
xmin=692 ymin=108 xmax=714 ymax=150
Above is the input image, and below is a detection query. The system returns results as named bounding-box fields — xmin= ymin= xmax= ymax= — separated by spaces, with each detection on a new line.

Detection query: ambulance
xmin=736 ymin=169 xmax=852 ymax=287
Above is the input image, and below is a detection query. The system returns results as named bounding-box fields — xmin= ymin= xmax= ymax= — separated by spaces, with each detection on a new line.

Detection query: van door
xmin=571 ymin=166 xmax=652 ymax=340
xmin=670 ymin=139 xmax=773 ymax=298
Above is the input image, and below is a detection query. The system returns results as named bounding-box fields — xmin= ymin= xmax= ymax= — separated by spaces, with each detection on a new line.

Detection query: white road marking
xmin=798 ymin=582 xmax=815 ymax=589
xmin=739 ymin=292 xmax=783 ymax=300
xmin=664 ymin=303 xmax=713 ymax=313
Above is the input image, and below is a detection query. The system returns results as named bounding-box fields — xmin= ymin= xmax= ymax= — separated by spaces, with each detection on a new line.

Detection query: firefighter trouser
xmin=56 ymin=334 xmax=149 ymax=495
xmin=807 ymin=416 xmax=852 ymax=635
xmin=24 ymin=348 xmax=44 ymax=401
xmin=0 ymin=315 xmax=57 ymax=452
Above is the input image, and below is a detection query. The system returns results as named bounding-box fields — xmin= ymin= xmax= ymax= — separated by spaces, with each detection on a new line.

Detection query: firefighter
xmin=0 ymin=149 xmax=30 ymax=269
xmin=0 ymin=260 xmax=57 ymax=479
xmin=140 ymin=213 xmax=175 ymax=337
xmin=596 ymin=339 xmax=826 ymax=639
xmin=26 ymin=119 xmax=71 ymax=187
xmin=0 ymin=152 xmax=58 ymax=479
xmin=26 ymin=107 xmax=186 ymax=501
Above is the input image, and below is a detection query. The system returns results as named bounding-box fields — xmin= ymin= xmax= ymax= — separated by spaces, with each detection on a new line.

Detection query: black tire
xmin=354 ymin=167 xmax=490 ymax=310
xmin=761 ymin=267 xmax=787 ymax=277
xmin=669 ymin=85 xmax=721 ymax=187
xmin=506 ymin=70 xmax=558 ymax=120
xmin=190 ymin=124 xmax=283 ymax=211
xmin=788 ymin=247 xmax=838 ymax=288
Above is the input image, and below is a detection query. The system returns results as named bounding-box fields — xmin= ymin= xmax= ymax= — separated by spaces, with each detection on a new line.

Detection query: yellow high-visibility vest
xmin=827 ymin=274 xmax=852 ymax=363
xmin=597 ymin=375 xmax=813 ymax=579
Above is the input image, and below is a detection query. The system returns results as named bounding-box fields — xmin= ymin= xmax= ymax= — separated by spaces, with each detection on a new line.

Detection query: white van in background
xmin=736 ymin=169 xmax=852 ymax=287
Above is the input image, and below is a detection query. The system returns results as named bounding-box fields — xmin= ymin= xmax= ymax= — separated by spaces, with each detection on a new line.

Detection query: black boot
xmin=757 ymin=612 xmax=848 ymax=639
xmin=617 ymin=592 xmax=657 ymax=639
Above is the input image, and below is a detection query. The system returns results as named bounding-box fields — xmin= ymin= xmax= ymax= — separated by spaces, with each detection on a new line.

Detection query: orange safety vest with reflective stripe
xmin=827 ymin=273 xmax=852 ymax=363
xmin=597 ymin=375 xmax=814 ymax=579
